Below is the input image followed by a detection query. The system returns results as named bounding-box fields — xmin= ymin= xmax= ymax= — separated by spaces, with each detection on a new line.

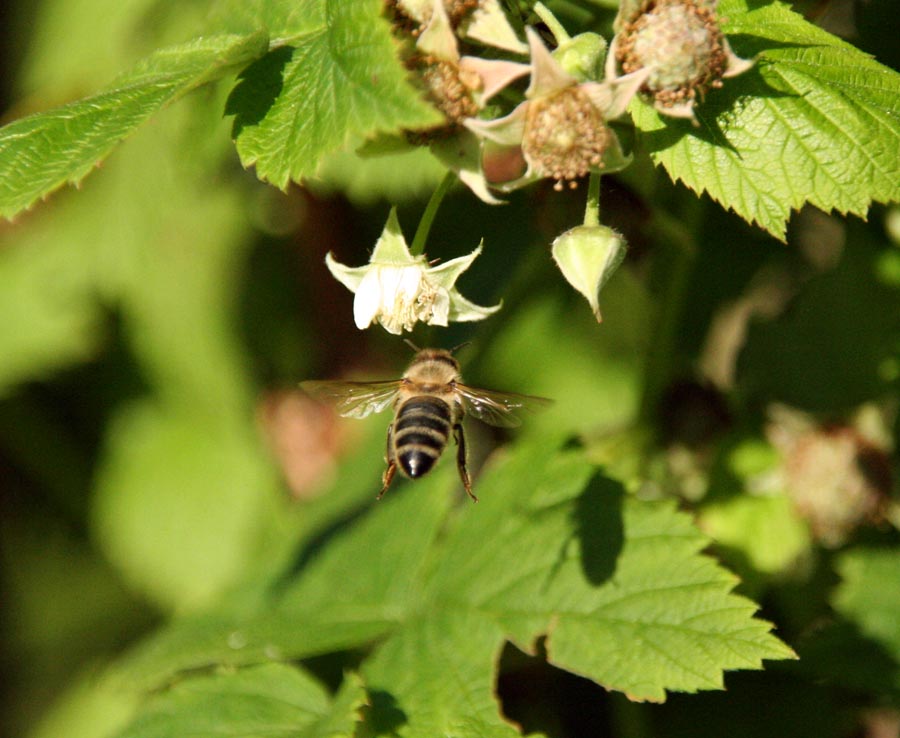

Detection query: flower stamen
xmin=523 ymin=87 xmax=612 ymax=190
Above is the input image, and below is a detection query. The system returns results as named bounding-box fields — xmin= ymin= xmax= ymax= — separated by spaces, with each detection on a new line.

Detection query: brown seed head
xmin=523 ymin=86 xmax=612 ymax=189
xmin=616 ymin=0 xmax=727 ymax=110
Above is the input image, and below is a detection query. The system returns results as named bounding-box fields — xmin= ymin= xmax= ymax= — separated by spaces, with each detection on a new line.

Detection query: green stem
xmin=584 ymin=172 xmax=601 ymax=227
xmin=410 ymin=171 xmax=455 ymax=257
xmin=533 ymin=2 xmax=571 ymax=44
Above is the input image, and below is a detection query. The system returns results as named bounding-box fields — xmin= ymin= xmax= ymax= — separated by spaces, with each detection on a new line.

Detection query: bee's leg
xmin=453 ymin=423 xmax=478 ymax=503
xmin=378 ymin=425 xmax=396 ymax=500
xmin=379 ymin=463 xmax=397 ymax=500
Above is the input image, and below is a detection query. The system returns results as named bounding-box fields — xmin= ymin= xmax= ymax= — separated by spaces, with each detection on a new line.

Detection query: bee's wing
xmin=455 ymin=384 xmax=552 ymax=428
xmin=299 ymin=379 xmax=401 ymax=419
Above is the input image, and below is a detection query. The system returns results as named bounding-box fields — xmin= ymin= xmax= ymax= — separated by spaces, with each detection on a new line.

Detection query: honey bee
xmin=300 ymin=347 xmax=550 ymax=501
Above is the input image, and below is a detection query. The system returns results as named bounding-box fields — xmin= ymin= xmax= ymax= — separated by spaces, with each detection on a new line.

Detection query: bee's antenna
xmin=449 ymin=341 xmax=470 ymax=355
xmin=403 ymin=338 xmax=421 ymax=353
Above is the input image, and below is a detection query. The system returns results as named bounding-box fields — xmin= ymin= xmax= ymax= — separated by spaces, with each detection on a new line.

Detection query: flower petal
xmin=447 ymin=290 xmax=502 ymax=321
xmin=722 ymin=38 xmax=755 ymax=78
xmin=353 ymin=268 xmax=385 ymax=329
xmin=394 ymin=0 xmax=431 ymax=23
xmin=524 ymin=27 xmax=577 ymax=99
xmin=429 ymin=133 xmax=505 ymax=205
xmin=459 ymin=0 xmax=528 ymax=53
xmin=482 ymin=140 xmax=528 ymax=187
xmin=464 ymin=102 xmax=528 ymax=146
xmin=583 ymin=68 xmax=652 ymax=120
xmin=430 ymin=287 xmax=451 ymax=326
xmin=427 ymin=241 xmax=484 ymax=288
xmin=325 ymin=252 xmax=369 ymax=293
xmin=458 ymin=166 xmax=505 ymax=205
xmin=416 ymin=0 xmax=459 ymax=61
xmin=654 ymin=99 xmax=698 ymax=120
xmin=460 ymin=56 xmax=530 ymax=104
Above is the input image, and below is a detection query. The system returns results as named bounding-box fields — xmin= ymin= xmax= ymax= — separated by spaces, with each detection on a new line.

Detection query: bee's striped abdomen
xmin=393 ymin=397 xmax=452 ymax=479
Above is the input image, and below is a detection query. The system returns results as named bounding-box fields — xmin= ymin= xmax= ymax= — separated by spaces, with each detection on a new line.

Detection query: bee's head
xmin=405 ymin=347 xmax=461 ymax=379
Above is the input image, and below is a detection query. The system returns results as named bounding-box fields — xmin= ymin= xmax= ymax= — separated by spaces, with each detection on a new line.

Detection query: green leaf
xmin=635 ymin=0 xmax=900 ymax=240
xmin=0 ymin=32 xmax=268 ymax=219
xmin=363 ymin=612 xmax=530 ymax=738
xmin=424 ymin=444 xmax=795 ymax=703
xmin=113 ymin=440 xmax=793 ymax=730
xmin=115 ymin=664 xmax=366 ymax=738
xmin=112 ymin=467 xmax=454 ymax=690
xmin=833 ymin=548 xmax=900 ymax=656
xmin=226 ymin=0 xmax=443 ymax=189
xmin=207 ymin=0 xmax=325 ymax=36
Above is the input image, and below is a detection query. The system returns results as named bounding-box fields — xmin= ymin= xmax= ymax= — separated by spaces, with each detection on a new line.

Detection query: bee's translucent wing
xmin=299 ymin=379 xmax=401 ymax=419
xmin=455 ymin=384 xmax=552 ymax=428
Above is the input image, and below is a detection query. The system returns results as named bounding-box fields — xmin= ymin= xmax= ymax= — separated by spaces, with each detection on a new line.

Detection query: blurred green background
xmin=1 ymin=1 xmax=899 ymax=737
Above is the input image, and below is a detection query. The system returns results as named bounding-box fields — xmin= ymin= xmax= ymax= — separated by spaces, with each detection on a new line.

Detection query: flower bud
xmin=551 ymin=224 xmax=627 ymax=322
xmin=553 ymin=32 xmax=607 ymax=82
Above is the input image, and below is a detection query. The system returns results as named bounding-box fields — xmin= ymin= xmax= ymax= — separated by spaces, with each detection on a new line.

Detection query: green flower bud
xmin=551 ymin=224 xmax=627 ymax=322
xmin=553 ymin=32 xmax=607 ymax=82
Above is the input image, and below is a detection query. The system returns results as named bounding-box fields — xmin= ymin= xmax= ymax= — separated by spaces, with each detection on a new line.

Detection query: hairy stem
xmin=584 ymin=172 xmax=601 ymax=227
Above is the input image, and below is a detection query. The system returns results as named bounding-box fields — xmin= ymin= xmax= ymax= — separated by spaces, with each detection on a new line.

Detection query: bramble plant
xmin=1 ymin=1 xmax=899 ymax=738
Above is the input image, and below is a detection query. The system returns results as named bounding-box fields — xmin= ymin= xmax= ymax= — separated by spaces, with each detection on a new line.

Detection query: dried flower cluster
xmin=607 ymin=0 xmax=753 ymax=119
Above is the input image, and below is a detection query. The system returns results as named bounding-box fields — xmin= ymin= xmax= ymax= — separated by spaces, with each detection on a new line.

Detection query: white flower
xmin=325 ymin=208 xmax=500 ymax=335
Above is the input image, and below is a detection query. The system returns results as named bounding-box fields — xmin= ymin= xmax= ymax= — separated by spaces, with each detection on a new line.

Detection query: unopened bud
xmin=551 ymin=224 xmax=627 ymax=322
xmin=553 ymin=32 xmax=607 ymax=82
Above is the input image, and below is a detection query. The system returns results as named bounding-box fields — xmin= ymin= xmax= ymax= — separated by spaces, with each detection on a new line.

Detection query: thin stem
xmin=533 ymin=2 xmax=571 ymax=45
xmin=410 ymin=171 xmax=455 ymax=257
xmin=584 ymin=172 xmax=601 ymax=227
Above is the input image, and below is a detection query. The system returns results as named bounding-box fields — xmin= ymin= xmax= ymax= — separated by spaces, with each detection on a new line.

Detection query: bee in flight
xmin=300 ymin=347 xmax=550 ymax=501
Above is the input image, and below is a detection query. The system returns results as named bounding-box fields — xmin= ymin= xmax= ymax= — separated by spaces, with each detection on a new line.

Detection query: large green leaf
xmin=226 ymin=0 xmax=443 ymax=188
xmin=0 ymin=32 xmax=267 ymax=220
xmin=422 ymin=443 xmax=795 ymax=703
xmin=636 ymin=0 xmax=900 ymax=240
xmin=114 ymin=438 xmax=793 ymax=732
xmin=115 ymin=664 xmax=365 ymax=738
